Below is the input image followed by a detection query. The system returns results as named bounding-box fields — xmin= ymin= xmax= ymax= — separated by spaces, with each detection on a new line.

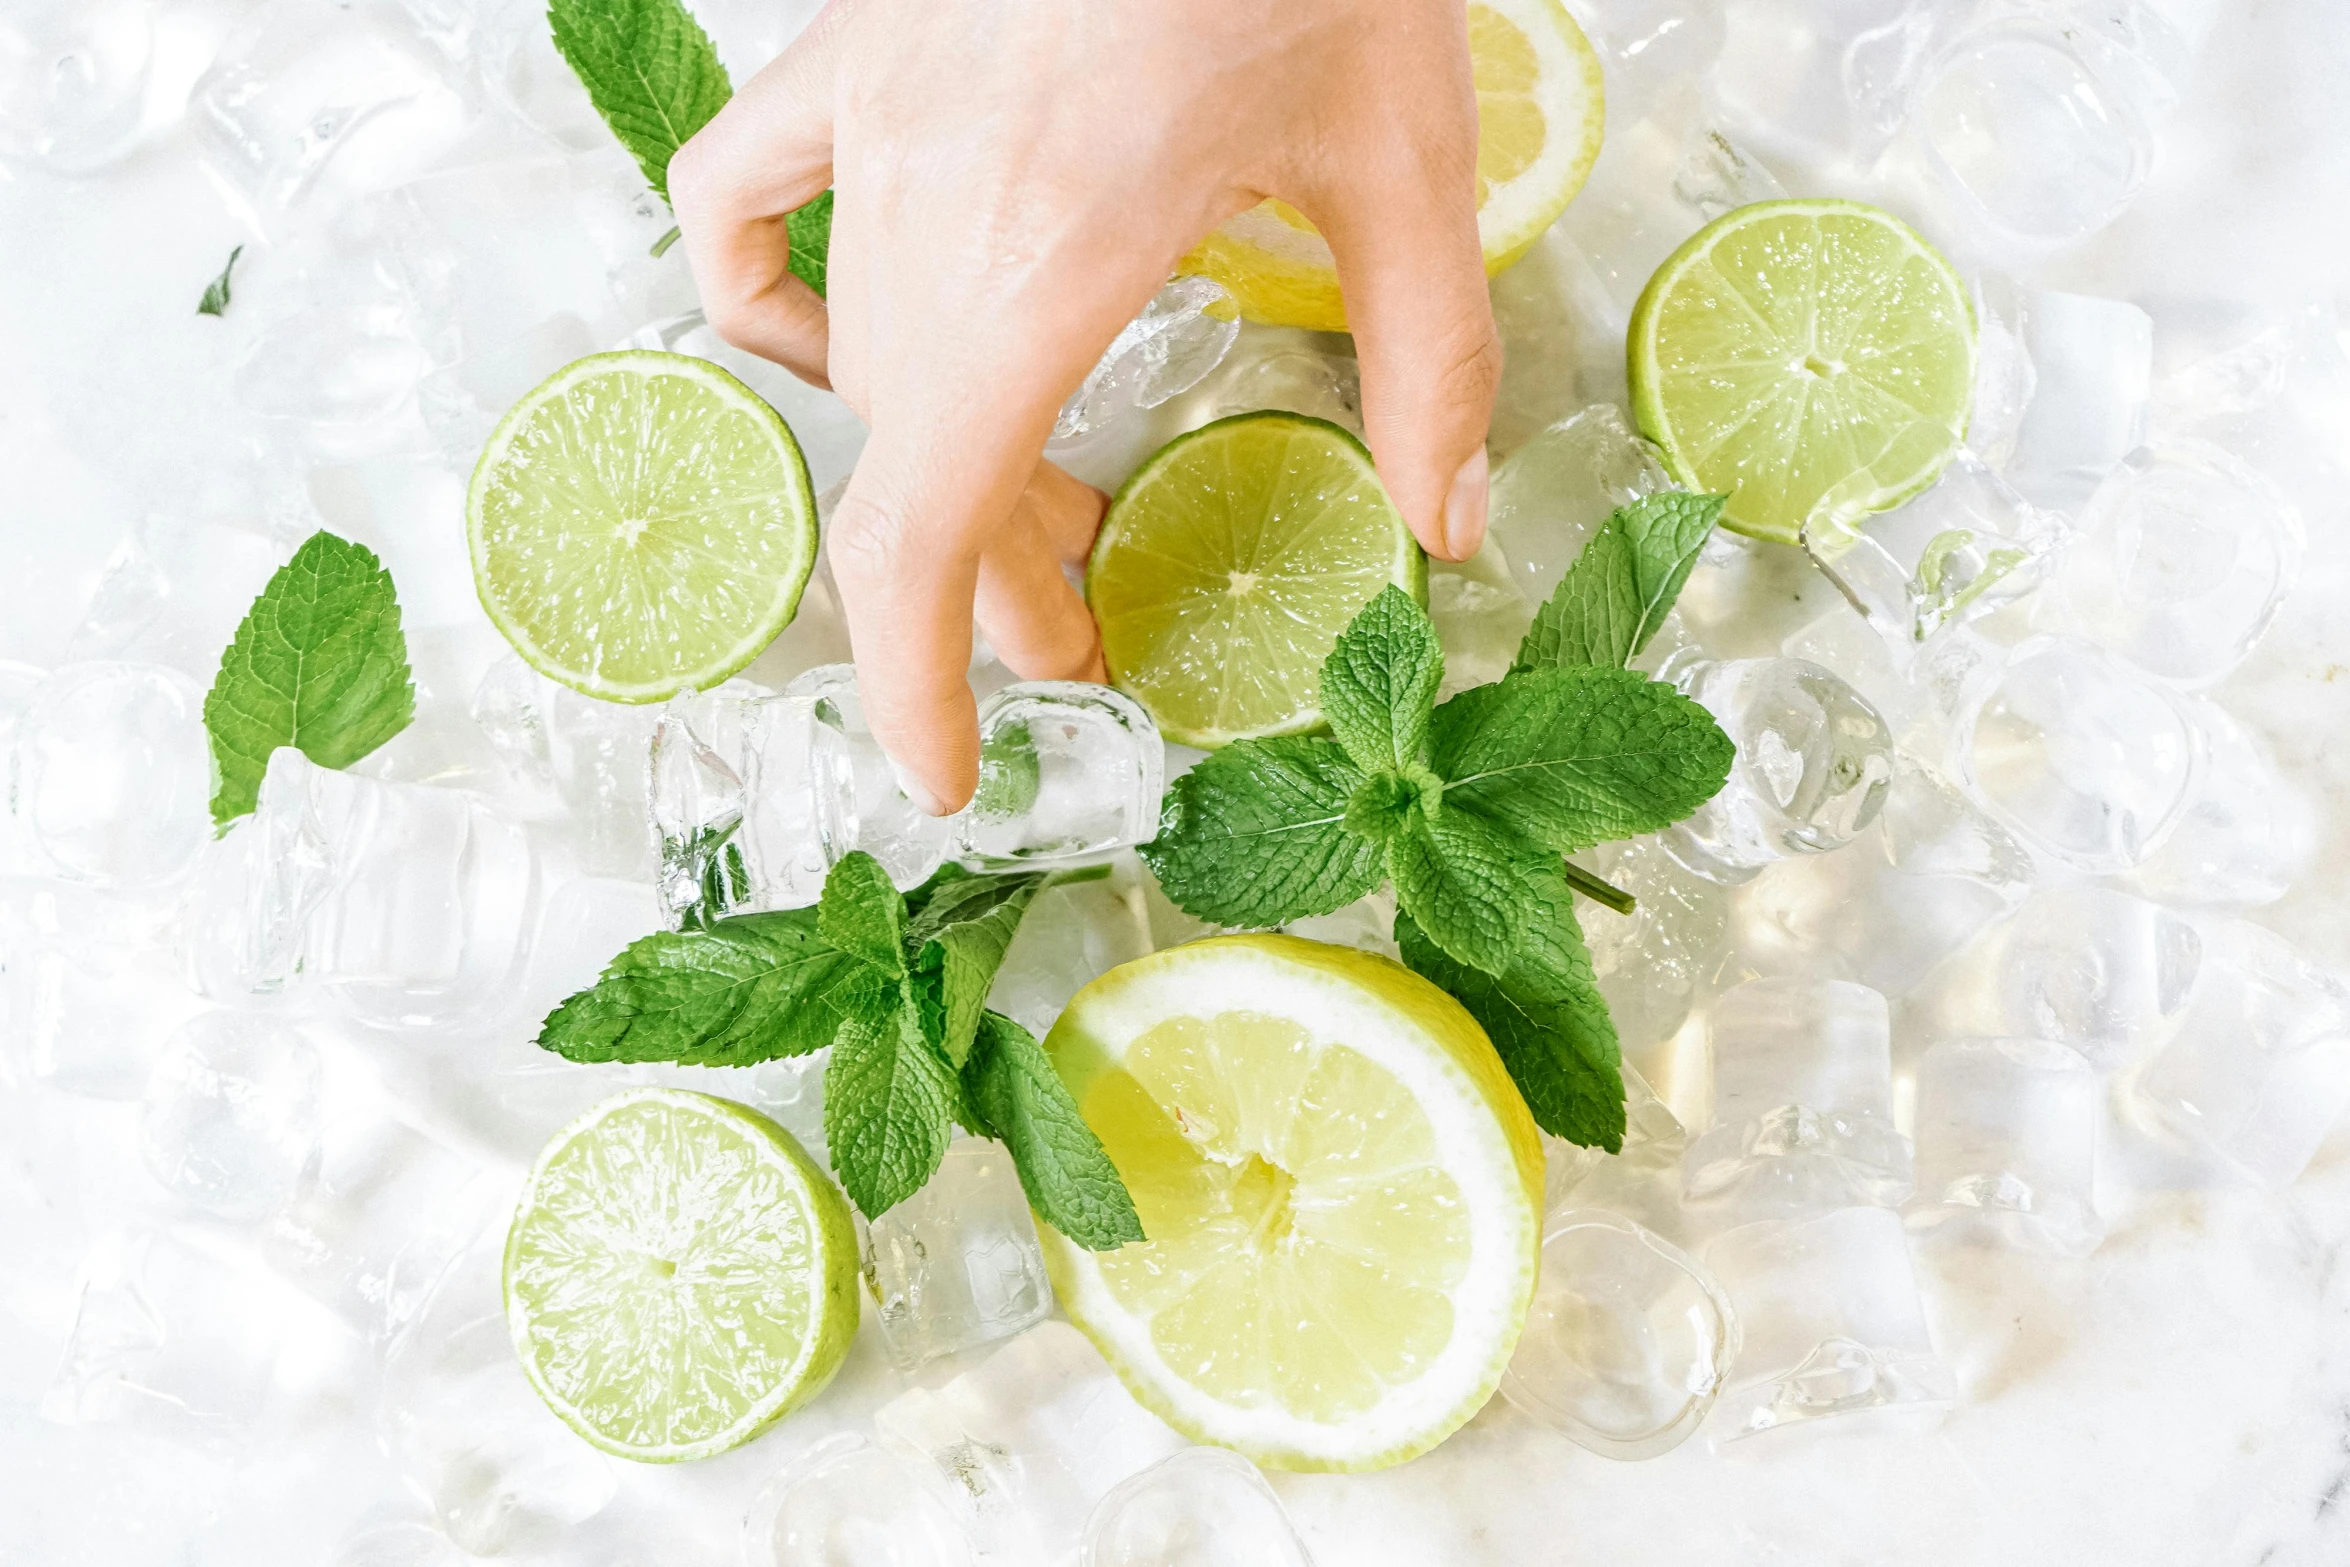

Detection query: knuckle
xmin=823 ymin=490 xmax=911 ymax=588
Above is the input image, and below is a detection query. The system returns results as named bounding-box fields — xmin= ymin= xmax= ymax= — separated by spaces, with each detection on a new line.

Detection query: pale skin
xmin=669 ymin=0 xmax=1499 ymax=813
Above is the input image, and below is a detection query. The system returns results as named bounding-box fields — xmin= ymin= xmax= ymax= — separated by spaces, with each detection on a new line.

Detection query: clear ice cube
xmin=474 ymin=0 xmax=610 ymax=154
xmin=2003 ymin=291 xmax=2154 ymax=512
xmin=1712 ymin=0 xmax=1937 ymax=169
xmin=743 ymin=1434 xmax=978 ymax=1567
xmin=1905 ymin=1036 xmax=2104 ymax=1257
xmin=1079 ymin=1446 xmax=1313 ymax=1567
xmin=64 ymin=516 xmax=291 ymax=681
xmin=1957 ymin=636 xmax=2200 ymax=873
xmin=1684 ymin=978 xmax=1913 ymax=1217
xmin=965 ymin=682 xmax=1164 ymax=865
xmin=1426 ymin=537 xmax=1537 ymax=698
xmin=138 ymin=1011 xmax=323 ymax=1224
xmin=0 ymin=0 xmax=157 ymax=176
xmin=1499 ymin=1208 xmax=1739 ymax=1460
xmin=2124 ymin=919 xmax=2350 ymax=1187
xmin=988 ymin=856 xmax=1157 ymax=1039
xmin=1484 ymin=405 xmax=1673 ymax=609
xmin=2051 ymin=441 xmax=2303 ymax=687
xmin=2113 ymin=700 xmax=2315 ymax=909
xmin=1702 ymin=1206 xmax=1954 ymax=1443
xmin=1577 ymin=838 xmax=1732 ymax=1070
xmin=7 ymin=661 xmax=211 ymax=889
xmin=1664 ymin=659 xmax=1896 ymax=882
xmin=861 ymin=1139 xmax=1054 ymax=1371
xmin=3 ymin=895 xmax=202 ymax=1099
xmin=1057 ymin=277 xmax=1241 ymax=441
xmin=472 ymin=654 xmax=663 ymax=878
xmin=1186 ymin=334 xmax=1362 ymax=434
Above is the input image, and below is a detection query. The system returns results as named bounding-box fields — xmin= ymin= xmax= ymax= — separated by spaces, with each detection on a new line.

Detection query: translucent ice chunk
xmin=191 ymin=0 xmax=479 ymax=234
xmin=1578 ymin=839 xmax=1732 ymax=1067
xmin=138 ymin=1012 xmax=323 ymax=1224
xmin=7 ymin=661 xmax=211 ymax=889
xmin=2124 ymin=919 xmax=2350 ymax=1187
xmin=1058 ymin=277 xmax=1241 ymax=440
xmin=648 ymin=706 xmax=754 ymax=927
xmin=2052 ymin=441 xmax=2303 ymax=686
xmin=1080 ymin=1447 xmax=1313 ymax=1567
xmin=964 ymin=683 xmax=1165 ymax=864
xmin=64 ymin=516 xmax=290 ymax=680
xmin=184 ymin=748 xmax=539 ymax=1030
xmin=472 ymin=655 xmax=662 ymax=878
xmin=3 ymin=908 xmax=202 ymax=1099
xmin=1500 ymin=1209 xmax=1738 ymax=1460
xmin=2113 ymin=700 xmax=2315 ymax=909
xmin=1703 ymin=1206 xmax=1953 ymax=1443
xmin=744 ymin=1435 xmax=978 ymax=1567
xmin=1191 ymin=336 xmax=1361 ymax=433
xmin=862 ymin=1140 xmax=1053 ymax=1371
xmin=1957 ymin=636 xmax=2199 ymax=873
xmin=1965 ymin=276 xmax=2038 ymax=470
xmin=1542 ymin=1063 xmax=1691 ymax=1242
xmin=1664 ymin=659 xmax=1895 ymax=882
xmin=1684 ymin=978 xmax=1912 ymax=1217
xmin=474 ymin=0 xmax=608 ymax=153
xmin=1426 ymin=536 xmax=1536 ymax=698
xmin=2003 ymin=292 xmax=2154 ymax=512
xmin=0 ymin=0 xmax=156 ymax=176
xmin=1576 ymin=0 xmax=1725 ymax=125
xmin=1905 ymin=1036 xmax=2103 ymax=1257
xmin=1713 ymin=0 xmax=1938 ymax=168
xmin=989 ymin=857 xmax=1158 ymax=1039
xmin=1484 ymin=406 xmax=1674 ymax=609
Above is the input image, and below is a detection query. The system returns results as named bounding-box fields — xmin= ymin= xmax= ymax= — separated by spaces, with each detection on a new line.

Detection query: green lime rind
xmin=1087 ymin=411 xmax=1426 ymax=750
xmin=503 ymin=1087 xmax=860 ymax=1463
xmin=1628 ymin=198 xmax=1976 ymax=547
xmin=468 ymin=350 xmax=818 ymax=703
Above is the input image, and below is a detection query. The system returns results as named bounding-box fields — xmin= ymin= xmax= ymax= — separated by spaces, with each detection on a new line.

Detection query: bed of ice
xmin=7 ymin=1 xmax=2350 ymax=1563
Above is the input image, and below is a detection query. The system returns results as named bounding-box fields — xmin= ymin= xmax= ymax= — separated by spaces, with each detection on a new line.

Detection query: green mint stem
xmin=651 ymin=225 xmax=682 ymax=259
xmin=1562 ymin=861 xmax=1636 ymax=916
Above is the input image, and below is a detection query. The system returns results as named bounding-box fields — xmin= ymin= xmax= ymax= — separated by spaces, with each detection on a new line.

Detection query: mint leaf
xmin=1321 ymin=585 xmax=1442 ymax=772
xmin=824 ymin=994 xmax=957 ymax=1216
xmin=1387 ymin=804 xmax=1564 ymax=977
xmin=196 ymin=245 xmax=243 ymax=317
xmin=964 ymin=1011 xmax=1144 ymax=1251
xmin=537 ymin=907 xmax=859 ymax=1065
xmin=908 ymin=868 xmax=1053 ymax=1067
xmin=1141 ymin=737 xmax=1386 ymax=927
xmin=1431 ymin=666 xmax=1732 ymax=854
xmin=1517 ymin=493 xmax=1727 ymax=672
xmin=548 ymin=0 xmax=732 ymax=200
xmin=204 ymin=531 xmax=415 ymax=828
xmin=1397 ymin=907 xmax=1625 ymax=1151
xmin=786 ymin=189 xmax=833 ymax=298
xmin=817 ymin=852 xmax=907 ymax=976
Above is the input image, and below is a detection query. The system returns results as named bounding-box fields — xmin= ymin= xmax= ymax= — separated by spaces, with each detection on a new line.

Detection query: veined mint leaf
xmin=1518 ymin=493 xmax=1727 ymax=672
xmin=536 ymin=906 xmax=859 ymax=1066
xmin=1396 ymin=907 xmax=1625 ymax=1151
xmin=908 ymin=867 xmax=1054 ymax=1067
xmin=1141 ymin=737 xmax=1386 ymax=927
xmin=196 ymin=245 xmax=243 ymax=317
xmin=1321 ymin=585 xmax=1443 ymax=772
xmin=1431 ymin=665 xmax=1732 ymax=854
xmin=1387 ymin=804 xmax=1564 ymax=977
xmin=824 ymin=994 xmax=957 ymax=1218
xmin=548 ymin=0 xmax=732 ymax=200
xmin=786 ymin=188 xmax=833 ymax=298
xmin=818 ymin=852 xmax=908 ymax=976
xmin=964 ymin=1011 xmax=1144 ymax=1251
xmin=204 ymin=531 xmax=415 ymax=828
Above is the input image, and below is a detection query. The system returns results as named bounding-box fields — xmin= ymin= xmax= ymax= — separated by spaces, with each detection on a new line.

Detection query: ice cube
xmin=64 ymin=516 xmax=292 ymax=681
xmin=138 ymin=1011 xmax=323 ymax=1223
xmin=1058 ymin=277 xmax=1241 ymax=441
xmin=0 ymin=0 xmax=157 ymax=176
xmin=381 ymin=1243 xmax=619 ymax=1554
xmin=743 ymin=1434 xmax=978 ymax=1567
xmin=474 ymin=656 xmax=664 ymax=878
xmin=648 ymin=703 xmax=753 ymax=926
xmin=1664 ymin=659 xmax=1896 ymax=883
xmin=1426 ymin=537 xmax=1536 ymax=699
xmin=1079 ymin=1446 xmax=1313 ymax=1567
xmin=1181 ymin=331 xmax=1361 ymax=433
xmin=1575 ymin=0 xmax=1725 ymax=127
xmin=1483 ymin=405 xmax=1673 ymax=610
xmin=1702 ymin=1206 xmax=1954 ymax=1442
xmin=964 ymin=682 xmax=1163 ymax=866
xmin=1965 ymin=275 xmax=2038 ymax=469
xmin=474 ymin=0 xmax=609 ymax=153
xmin=1712 ymin=0 xmax=1939 ymax=169
xmin=1577 ymin=838 xmax=1732 ymax=1072
xmin=1487 ymin=227 xmax=1628 ymax=452
xmin=862 ymin=1140 xmax=1053 ymax=1371
xmin=2112 ymin=700 xmax=2315 ymax=909
xmin=1499 ymin=1208 xmax=1738 ymax=1459
xmin=873 ymin=1321 xmax=1187 ymax=1560
xmin=184 ymin=748 xmax=539 ymax=1031
xmin=2003 ymin=292 xmax=2154 ymax=512
xmin=988 ymin=856 xmax=1157 ymax=1039
xmin=1905 ymin=885 xmax=2201 ymax=1071
xmin=1282 ymin=886 xmax=1401 ymax=963
xmin=1542 ymin=1063 xmax=1691 ymax=1243
xmin=1684 ymin=978 xmax=1912 ymax=1217
xmin=2123 ymin=919 xmax=2350 ymax=1186
xmin=2051 ymin=441 xmax=2303 ymax=686
xmin=191 ymin=0 xmax=479 ymax=235
xmin=1905 ymin=1036 xmax=2103 ymax=1257
xmin=3 ymin=905 xmax=201 ymax=1100
xmin=7 ymin=661 xmax=211 ymax=890
xmin=1956 ymin=636 xmax=2199 ymax=873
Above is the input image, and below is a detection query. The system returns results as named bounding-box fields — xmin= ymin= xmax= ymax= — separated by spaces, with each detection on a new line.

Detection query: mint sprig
xmin=1142 ymin=494 xmax=1735 ymax=1151
xmin=203 ymin=530 xmax=416 ymax=828
xmin=540 ymin=854 xmax=1143 ymax=1249
xmin=550 ymin=0 xmax=832 ymax=293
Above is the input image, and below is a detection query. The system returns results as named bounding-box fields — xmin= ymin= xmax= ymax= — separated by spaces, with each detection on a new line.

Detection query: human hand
xmin=669 ymin=0 xmax=1500 ymax=813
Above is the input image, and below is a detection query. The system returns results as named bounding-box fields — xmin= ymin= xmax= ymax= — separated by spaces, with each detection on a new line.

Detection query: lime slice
xmin=468 ymin=351 xmax=818 ymax=702
xmin=1627 ymin=198 xmax=1977 ymax=545
xmin=1180 ymin=0 xmax=1605 ymax=330
xmin=1036 ymin=934 xmax=1543 ymax=1471
xmin=503 ymin=1088 xmax=860 ymax=1462
xmin=1087 ymin=412 xmax=1424 ymax=749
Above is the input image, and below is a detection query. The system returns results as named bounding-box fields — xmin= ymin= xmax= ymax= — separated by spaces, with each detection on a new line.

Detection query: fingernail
xmin=889 ymin=757 xmax=952 ymax=818
xmin=1443 ymin=447 xmax=1489 ymax=561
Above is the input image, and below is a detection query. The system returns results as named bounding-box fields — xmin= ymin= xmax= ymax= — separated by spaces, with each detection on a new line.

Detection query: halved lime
xmin=503 ymin=1088 xmax=859 ymax=1462
xmin=1087 ymin=413 xmax=1424 ymax=749
xmin=1628 ymin=199 xmax=1976 ymax=545
xmin=1036 ymin=934 xmax=1544 ymax=1471
xmin=468 ymin=351 xmax=818 ymax=702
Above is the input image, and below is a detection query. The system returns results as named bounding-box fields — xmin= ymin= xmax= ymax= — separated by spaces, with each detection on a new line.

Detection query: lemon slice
xmin=1036 ymin=935 xmax=1544 ymax=1471
xmin=1180 ymin=0 xmax=1605 ymax=330
xmin=503 ymin=1089 xmax=861 ymax=1462
xmin=1627 ymin=199 xmax=1977 ymax=545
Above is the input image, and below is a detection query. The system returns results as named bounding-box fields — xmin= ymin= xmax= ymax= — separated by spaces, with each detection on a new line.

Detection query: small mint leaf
xmin=817 ymin=851 xmax=908 ymax=976
xmin=196 ymin=245 xmax=243 ymax=317
xmin=1320 ymin=585 xmax=1442 ymax=773
xmin=1140 ymin=736 xmax=1386 ymax=927
xmin=1517 ymin=492 xmax=1727 ymax=672
xmin=1341 ymin=766 xmax=1442 ymax=844
xmin=908 ymin=868 xmax=1054 ymax=1067
xmin=1385 ymin=804 xmax=1561 ymax=977
xmin=965 ymin=1011 xmax=1144 ymax=1250
xmin=824 ymin=991 xmax=956 ymax=1219
xmin=786 ymin=188 xmax=833 ymax=298
xmin=549 ymin=0 xmax=733 ymax=200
